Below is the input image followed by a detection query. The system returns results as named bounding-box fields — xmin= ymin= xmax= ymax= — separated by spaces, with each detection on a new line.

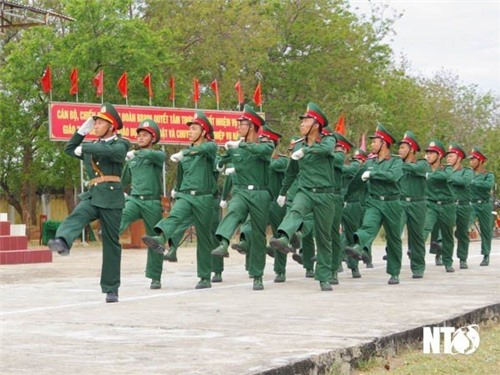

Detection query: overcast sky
xmin=351 ymin=0 xmax=500 ymax=95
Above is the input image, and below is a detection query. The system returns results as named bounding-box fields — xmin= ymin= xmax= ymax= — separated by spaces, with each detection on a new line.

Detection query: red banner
xmin=48 ymin=102 xmax=260 ymax=145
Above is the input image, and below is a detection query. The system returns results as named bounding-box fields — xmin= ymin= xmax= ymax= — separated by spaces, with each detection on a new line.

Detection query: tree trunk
xmin=64 ymin=185 xmax=76 ymax=215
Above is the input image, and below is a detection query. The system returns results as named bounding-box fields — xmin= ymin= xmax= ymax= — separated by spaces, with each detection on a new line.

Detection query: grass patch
xmin=352 ymin=321 xmax=500 ymax=375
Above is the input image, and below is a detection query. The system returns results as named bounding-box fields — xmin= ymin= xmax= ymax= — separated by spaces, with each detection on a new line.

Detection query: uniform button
xmin=95 ymin=172 xmax=98 ymax=175
xmin=110 ymin=186 xmax=114 ymax=190
xmin=96 ymin=162 xmax=100 ymax=165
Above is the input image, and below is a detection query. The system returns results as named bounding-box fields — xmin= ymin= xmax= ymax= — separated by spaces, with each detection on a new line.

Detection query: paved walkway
xmin=1 ymin=239 xmax=499 ymax=374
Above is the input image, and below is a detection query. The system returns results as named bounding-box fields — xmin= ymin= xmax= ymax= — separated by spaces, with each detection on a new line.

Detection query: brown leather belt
xmin=88 ymin=175 xmax=121 ymax=186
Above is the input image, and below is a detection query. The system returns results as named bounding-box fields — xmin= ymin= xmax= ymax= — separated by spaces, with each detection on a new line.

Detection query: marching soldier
xmin=48 ymin=102 xmax=130 ymax=303
xmin=142 ymin=110 xmax=219 ymax=289
xmin=270 ymin=102 xmax=337 ymax=291
xmin=446 ymin=143 xmax=473 ymax=269
xmin=398 ymin=131 xmax=430 ymax=278
xmin=211 ymin=104 xmax=273 ymax=291
xmin=422 ymin=140 xmax=456 ymax=272
xmin=469 ymin=147 xmax=495 ymax=266
xmin=341 ymin=148 xmax=368 ymax=278
xmin=345 ymin=124 xmax=403 ymax=285
xmin=119 ymin=119 xmax=165 ymax=289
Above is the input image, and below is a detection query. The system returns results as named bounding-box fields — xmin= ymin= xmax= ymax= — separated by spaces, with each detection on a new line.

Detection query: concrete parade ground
xmin=1 ymin=238 xmax=499 ymax=375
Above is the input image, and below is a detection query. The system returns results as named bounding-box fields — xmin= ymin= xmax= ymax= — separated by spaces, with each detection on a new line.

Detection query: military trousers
xmin=342 ymin=201 xmax=363 ymax=270
xmin=330 ymin=195 xmax=344 ymax=274
xmin=268 ymin=202 xmax=287 ymax=274
xmin=216 ymin=189 xmax=271 ymax=278
xmin=278 ymin=190 xmax=335 ymax=282
xmin=455 ymin=203 xmax=473 ymax=261
xmin=119 ymin=197 xmax=164 ymax=281
xmin=155 ymin=194 xmax=219 ymax=280
xmin=55 ymin=199 xmax=122 ymax=293
xmin=400 ymin=200 xmax=426 ymax=274
xmin=423 ymin=201 xmax=456 ymax=267
xmin=354 ymin=199 xmax=403 ymax=277
xmin=471 ymin=201 xmax=494 ymax=256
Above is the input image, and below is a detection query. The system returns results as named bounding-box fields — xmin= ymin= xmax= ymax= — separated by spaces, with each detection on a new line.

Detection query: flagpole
xmin=172 ymin=99 xmax=175 ymax=107
xmin=125 ymin=97 xmax=128 ymax=106
xmin=76 ymin=93 xmax=79 ymax=103
xmin=49 ymin=90 xmax=52 ymax=102
xmin=149 ymin=96 xmax=152 ymax=107
xmin=80 ymin=160 xmax=86 ymax=244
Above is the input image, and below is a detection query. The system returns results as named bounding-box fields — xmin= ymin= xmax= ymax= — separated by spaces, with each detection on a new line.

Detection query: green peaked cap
xmin=299 ymin=102 xmax=329 ymax=128
xmin=187 ymin=110 xmax=214 ymax=140
xmin=425 ymin=139 xmax=447 ymax=157
xmin=369 ymin=123 xmax=396 ymax=145
xmin=137 ymin=119 xmax=160 ymax=144
xmin=447 ymin=143 xmax=466 ymax=158
xmin=93 ymin=102 xmax=123 ymax=130
xmin=398 ymin=130 xmax=421 ymax=152
xmin=237 ymin=104 xmax=265 ymax=128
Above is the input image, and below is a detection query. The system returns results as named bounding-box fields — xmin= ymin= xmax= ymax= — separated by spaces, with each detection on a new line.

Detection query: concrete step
xmin=0 ymin=248 xmax=52 ymax=265
xmin=0 ymin=235 xmax=28 ymax=251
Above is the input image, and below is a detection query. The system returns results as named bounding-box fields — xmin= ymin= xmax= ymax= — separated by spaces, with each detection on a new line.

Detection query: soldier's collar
xmin=99 ymin=134 xmax=117 ymax=143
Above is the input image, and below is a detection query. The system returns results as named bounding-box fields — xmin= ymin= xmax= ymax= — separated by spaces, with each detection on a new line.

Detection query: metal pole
xmin=80 ymin=160 xmax=86 ymax=243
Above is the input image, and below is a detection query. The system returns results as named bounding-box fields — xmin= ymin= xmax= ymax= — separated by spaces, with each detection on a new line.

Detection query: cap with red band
xmin=425 ymin=139 xmax=447 ymax=157
xmin=447 ymin=143 xmax=466 ymax=158
xmin=468 ymin=146 xmax=487 ymax=162
xmin=398 ymin=131 xmax=421 ymax=152
xmin=369 ymin=123 xmax=396 ymax=146
xmin=353 ymin=148 xmax=368 ymax=161
xmin=299 ymin=102 xmax=329 ymax=128
xmin=258 ymin=125 xmax=282 ymax=144
xmin=334 ymin=132 xmax=354 ymax=151
xmin=93 ymin=102 xmax=123 ymax=130
xmin=187 ymin=110 xmax=214 ymax=140
xmin=237 ymin=104 xmax=265 ymax=128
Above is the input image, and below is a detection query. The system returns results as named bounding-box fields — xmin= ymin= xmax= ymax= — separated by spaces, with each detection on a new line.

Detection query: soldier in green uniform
xmin=341 ymin=149 xmax=368 ymax=279
xmin=446 ymin=143 xmax=473 ymax=269
xmin=211 ymin=104 xmax=273 ymax=291
xmin=345 ymin=124 xmax=403 ymax=285
xmin=270 ymin=102 xmax=336 ymax=291
xmin=329 ymin=131 xmax=353 ymax=285
xmin=142 ymin=110 xmax=219 ymax=289
xmin=469 ymin=147 xmax=495 ymax=266
xmin=48 ymin=102 xmax=130 ymax=303
xmin=397 ymin=131 xmax=430 ymax=278
xmin=422 ymin=140 xmax=456 ymax=272
xmin=119 ymin=119 xmax=165 ymax=289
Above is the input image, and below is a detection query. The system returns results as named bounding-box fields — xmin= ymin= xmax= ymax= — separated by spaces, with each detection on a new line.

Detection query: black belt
xmin=306 ymin=187 xmax=336 ymax=193
xmin=428 ymin=199 xmax=454 ymax=205
xmin=179 ymin=190 xmax=212 ymax=196
xmin=456 ymin=200 xmax=471 ymax=205
xmin=131 ymin=195 xmax=160 ymax=201
xmin=370 ymin=194 xmax=399 ymax=201
xmin=401 ymin=197 xmax=424 ymax=202
xmin=235 ymin=185 xmax=267 ymax=191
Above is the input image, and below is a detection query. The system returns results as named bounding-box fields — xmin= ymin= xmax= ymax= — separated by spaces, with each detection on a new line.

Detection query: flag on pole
xmin=69 ymin=68 xmax=78 ymax=95
xmin=252 ymin=81 xmax=262 ymax=107
xmin=169 ymin=75 xmax=175 ymax=102
xmin=335 ymin=114 xmax=345 ymax=135
xmin=360 ymin=132 xmax=366 ymax=151
xmin=92 ymin=69 xmax=104 ymax=97
xmin=210 ymin=79 xmax=220 ymax=107
xmin=117 ymin=72 xmax=128 ymax=98
xmin=41 ymin=65 xmax=52 ymax=93
xmin=235 ymin=80 xmax=243 ymax=107
xmin=142 ymin=73 xmax=153 ymax=98
xmin=193 ymin=77 xmax=200 ymax=105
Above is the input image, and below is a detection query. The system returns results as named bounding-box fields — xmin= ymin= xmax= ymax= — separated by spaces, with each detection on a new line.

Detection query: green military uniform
xmin=272 ymin=103 xmax=336 ymax=289
xmin=341 ymin=149 xmax=367 ymax=277
xmin=422 ymin=140 xmax=456 ymax=271
xmin=119 ymin=120 xmax=165 ymax=288
xmin=145 ymin=111 xmax=219 ymax=288
xmin=50 ymin=103 xmax=130 ymax=300
xmin=213 ymin=105 xmax=273 ymax=289
xmin=469 ymin=147 xmax=495 ymax=266
xmin=398 ymin=132 xmax=430 ymax=278
xmin=447 ymin=144 xmax=473 ymax=267
xmin=329 ymin=132 xmax=352 ymax=284
xmin=346 ymin=124 xmax=403 ymax=283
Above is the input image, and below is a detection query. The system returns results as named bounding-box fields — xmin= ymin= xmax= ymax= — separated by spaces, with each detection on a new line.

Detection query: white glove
xmin=219 ymin=200 xmax=227 ymax=208
xmin=276 ymin=195 xmax=286 ymax=207
xmin=225 ymin=139 xmax=242 ymax=150
xmin=77 ymin=117 xmax=95 ymax=136
xmin=361 ymin=171 xmax=371 ymax=181
xmin=74 ymin=145 xmax=82 ymax=156
xmin=425 ymin=172 xmax=430 ymax=179
xmin=170 ymin=151 xmax=184 ymax=163
xmin=225 ymin=167 xmax=235 ymax=175
xmin=126 ymin=150 xmax=136 ymax=161
xmin=291 ymin=148 xmax=305 ymax=160
xmin=171 ymin=189 xmax=177 ymax=199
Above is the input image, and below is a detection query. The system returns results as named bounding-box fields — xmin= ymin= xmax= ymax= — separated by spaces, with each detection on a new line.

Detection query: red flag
xmin=234 ymin=80 xmax=243 ymax=104
xmin=92 ymin=69 xmax=104 ymax=96
xmin=142 ymin=73 xmax=153 ymax=98
xmin=335 ymin=114 xmax=345 ymax=135
xmin=253 ymin=81 xmax=262 ymax=106
xmin=69 ymin=68 xmax=78 ymax=95
xmin=360 ymin=133 xmax=366 ymax=151
xmin=193 ymin=77 xmax=200 ymax=103
xmin=210 ymin=79 xmax=219 ymax=104
xmin=169 ymin=75 xmax=175 ymax=101
xmin=117 ymin=72 xmax=128 ymax=98
xmin=41 ymin=66 xmax=52 ymax=93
